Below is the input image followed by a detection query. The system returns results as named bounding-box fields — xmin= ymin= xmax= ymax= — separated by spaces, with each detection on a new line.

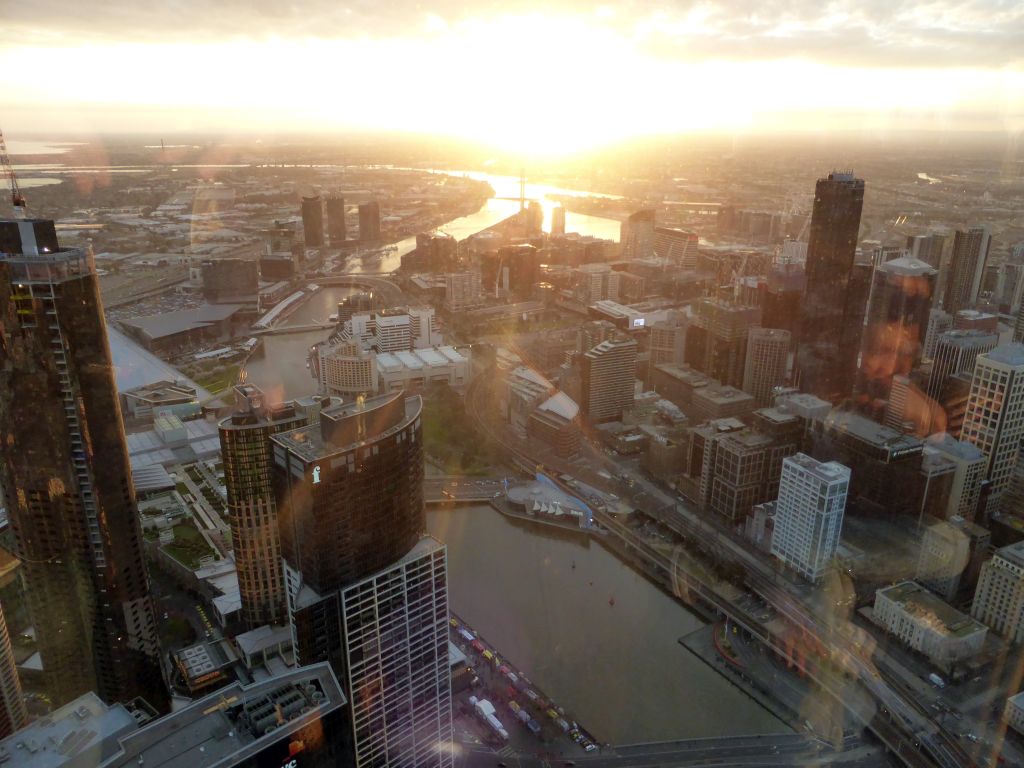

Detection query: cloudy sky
xmin=2 ymin=1 xmax=1022 ymax=152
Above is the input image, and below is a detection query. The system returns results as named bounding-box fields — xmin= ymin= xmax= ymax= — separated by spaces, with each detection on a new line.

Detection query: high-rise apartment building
xmin=926 ymin=329 xmax=998 ymax=400
xmin=653 ymin=227 xmax=699 ymax=269
xmin=317 ymin=341 xmax=379 ymax=397
xmin=572 ymin=263 xmax=620 ymax=304
xmin=219 ymin=384 xmax=339 ymax=629
xmin=336 ymin=307 xmax=441 ymax=353
xmin=0 ymin=219 xmax=166 ymax=709
xmin=972 ymin=540 xmax=1024 ymax=643
xmin=358 ymin=200 xmax=382 ymax=241
xmin=444 ymin=271 xmax=483 ymax=310
xmin=857 ymin=256 xmax=937 ymax=401
xmin=796 ymin=172 xmax=868 ymax=402
xmin=326 ymin=194 xmax=347 ymax=245
xmin=770 ymin=453 xmax=850 ymax=582
xmin=301 ymin=194 xmax=324 ymax=248
xmin=942 ymin=226 xmax=991 ymax=315
xmin=621 ymin=209 xmax=656 ymax=260
xmin=551 ymin=205 xmax=566 ymax=236
xmin=649 ymin=312 xmax=688 ymax=367
xmin=579 ymin=336 xmax=638 ymax=423
xmin=743 ymin=328 xmax=791 ymax=407
xmin=271 ymin=392 xmax=452 ymax=767
xmin=961 ymin=344 xmax=1024 ymax=511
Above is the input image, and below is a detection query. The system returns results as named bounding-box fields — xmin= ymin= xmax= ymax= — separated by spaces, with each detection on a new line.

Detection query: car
xmin=584 ymin=744 xmax=598 ymax=753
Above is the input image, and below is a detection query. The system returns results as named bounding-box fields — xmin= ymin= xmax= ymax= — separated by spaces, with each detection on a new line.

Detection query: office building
xmin=653 ymin=227 xmax=699 ymax=269
xmin=219 ymin=385 xmax=339 ymax=628
xmin=954 ymin=309 xmax=998 ymax=333
xmin=743 ymin=328 xmax=791 ymax=406
xmin=761 ymin=260 xmax=805 ymax=341
xmin=621 ymin=209 xmax=656 ymax=260
xmin=358 ymin=200 xmax=382 ymax=241
xmin=572 ymin=263 xmax=619 ymax=304
xmin=857 ymin=256 xmax=937 ymax=401
xmin=916 ymin=519 xmax=972 ymax=601
xmin=445 ymin=271 xmax=483 ymax=310
xmin=649 ymin=312 xmax=688 ymax=367
xmin=884 ymin=374 xmax=942 ymax=436
xmin=272 ymin=393 xmax=453 ymax=767
xmin=326 ymin=193 xmax=346 ymax=245
xmin=375 ymin=346 xmax=470 ymax=393
xmin=996 ymin=262 xmax=1024 ymax=315
xmin=1015 ymin=302 xmax=1024 ymax=345
xmin=972 ymin=541 xmax=1024 ymax=643
xmin=924 ymin=433 xmax=987 ymax=520
xmin=579 ymin=336 xmax=638 ymax=423
xmin=1006 ymin=692 xmax=1024 ymax=735
xmin=796 ymin=171 xmax=868 ymax=402
xmin=335 ymin=307 xmax=441 ymax=353
xmin=103 ymin=664 xmax=351 ymax=768
xmin=770 ymin=453 xmax=850 ymax=582
xmin=924 ymin=309 xmax=954 ymax=359
xmin=686 ymin=298 xmax=760 ymax=388
xmin=907 ymin=233 xmax=947 ymax=270
xmin=943 ymin=226 xmax=991 ymax=315
xmin=551 ymin=205 xmax=566 ymax=236
xmin=0 ymin=219 xmax=167 ymax=709
xmin=873 ymin=581 xmax=986 ymax=667
xmin=706 ymin=429 xmax=775 ymax=521
xmin=961 ymin=344 xmax=1024 ymax=511
xmin=301 ymin=194 xmax=324 ymax=248
xmin=927 ymin=329 xmax=998 ymax=400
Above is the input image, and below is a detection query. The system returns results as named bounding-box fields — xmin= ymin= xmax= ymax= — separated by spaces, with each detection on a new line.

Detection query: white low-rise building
xmin=874 ymin=581 xmax=987 ymax=667
xmin=376 ymin=346 xmax=470 ymax=392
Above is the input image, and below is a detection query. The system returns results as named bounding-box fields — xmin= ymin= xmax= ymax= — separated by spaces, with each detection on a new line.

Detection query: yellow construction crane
xmin=0 ymin=128 xmax=27 ymax=219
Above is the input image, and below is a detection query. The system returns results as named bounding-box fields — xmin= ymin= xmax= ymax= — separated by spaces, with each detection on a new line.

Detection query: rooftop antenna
xmin=0 ymin=128 xmax=27 ymax=219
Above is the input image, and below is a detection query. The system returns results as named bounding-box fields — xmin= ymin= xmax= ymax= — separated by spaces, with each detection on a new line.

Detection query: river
xmin=195 ymin=168 xmax=783 ymax=744
xmin=427 ymin=504 xmax=783 ymax=744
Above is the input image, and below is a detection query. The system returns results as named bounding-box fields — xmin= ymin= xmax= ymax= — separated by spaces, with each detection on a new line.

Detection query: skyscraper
xmin=326 ymin=194 xmax=347 ymax=245
xmin=550 ymin=205 xmax=566 ymax=236
xmin=620 ymin=209 xmax=656 ymax=260
xmin=686 ymin=298 xmax=760 ymax=388
xmin=961 ymin=344 xmax=1024 ymax=512
xmin=358 ymin=200 xmax=382 ymax=241
xmin=579 ymin=336 xmax=638 ymax=423
xmin=272 ymin=392 xmax=452 ymax=767
xmin=653 ymin=226 xmax=699 ymax=269
xmin=795 ymin=171 xmax=868 ymax=402
xmin=743 ymin=328 xmax=791 ymax=407
xmin=0 ymin=219 xmax=167 ymax=709
xmin=923 ymin=309 xmax=953 ymax=359
xmin=906 ymin=233 xmax=946 ymax=270
xmin=770 ymin=453 xmax=850 ymax=582
xmin=219 ymin=384 xmax=339 ymax=629
xmin=760 ymin=260 xmax=805 ymax=341
xmin=301 ymin=194 xmax=325 ymax=248
xmin=942 ymin=226 xmax=991 ymax=315
xmin=857 ymin=256 xmax=937 ymax=401
xmin=926 ymin=329 xmax=998 ymax=400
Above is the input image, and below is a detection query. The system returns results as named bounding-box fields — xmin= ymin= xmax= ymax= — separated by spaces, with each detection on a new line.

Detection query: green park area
xmin=163 ymin=522 xmax=218 ymax=570
xmin=421 ymin=384 xmax=497 ymax=476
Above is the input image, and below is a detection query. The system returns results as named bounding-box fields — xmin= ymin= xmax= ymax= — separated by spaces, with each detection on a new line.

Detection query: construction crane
xmin=0 ymin=128 xmax=27 ymax=219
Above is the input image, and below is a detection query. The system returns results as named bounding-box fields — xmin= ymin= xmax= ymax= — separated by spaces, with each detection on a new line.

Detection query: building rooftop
xmin=653 ymin=364 xmax=710 ymax=388
xmin=878 ymin=256 xmax=938 ymax=276
xmin=102 ymin=664 xmax=344 ymax=768
xmin=824 ymin=409 xmax=923 ymax=456
xmin=983 ymin=343 xmax=1024 ymax=368
xmin=0 ymin=692 xmax=138 ymax=768
xmin=120 ymin=304 xmax=245 ymax=341
xmin=879 ymin=581 xmax=987 ymax=638
xmin=996 ymin=540 xmax=1024 ymax=570
xmin=536 ymin=391 xmax=579 ymax=422
xmin=925 ymin=433 xmax=985 ymax=462
xmin=694 ymin=385 xmax=754 ymax=406
xmin=786 ymin=452 xmax=850 ymax=483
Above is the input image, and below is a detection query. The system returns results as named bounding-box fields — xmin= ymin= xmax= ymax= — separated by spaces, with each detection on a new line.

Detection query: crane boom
xmin=0 ymin=128 xmax=27 ymax=219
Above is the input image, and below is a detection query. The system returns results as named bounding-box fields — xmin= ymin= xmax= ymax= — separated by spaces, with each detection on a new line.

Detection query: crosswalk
xmin=496 ymin=745 xmax=517 ymax=758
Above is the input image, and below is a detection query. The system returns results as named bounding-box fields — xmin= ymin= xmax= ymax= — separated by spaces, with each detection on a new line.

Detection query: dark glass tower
xmin=796 ymin=171 xmax=867 ymax=402
xmin=301 ymin=194 xmax=324 ymax=247
xmin=358 ymin=201 xmax=381 ymax=242
xmin=857 ymin=256 xmax=937 ymax=402
xmin=326 ymin=194 xmax=346 ymax=245
xmin=0 ymin=219 xmax=167 ymax=710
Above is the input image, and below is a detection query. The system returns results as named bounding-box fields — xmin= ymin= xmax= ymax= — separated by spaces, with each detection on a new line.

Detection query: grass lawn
xmin=421 ymin=383 xmax=496 ymax=476
xmin=163 ymin=522 xmax=217 ymax=570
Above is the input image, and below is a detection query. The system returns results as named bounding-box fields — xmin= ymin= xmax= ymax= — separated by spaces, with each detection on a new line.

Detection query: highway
xmin=462 ymin=368 xmax=976 ymax=768
xmin=424 ymin=477 xmax=505 ymax=503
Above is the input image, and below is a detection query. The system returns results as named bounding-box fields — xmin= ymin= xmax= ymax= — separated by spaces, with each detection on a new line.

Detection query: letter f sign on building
xmin=312 ymin=465 xmax=321 ymax=484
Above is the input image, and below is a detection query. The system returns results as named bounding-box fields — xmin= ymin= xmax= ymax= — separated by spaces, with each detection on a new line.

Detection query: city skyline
xmin=2 ymin=2 xmax=1023 ymax=154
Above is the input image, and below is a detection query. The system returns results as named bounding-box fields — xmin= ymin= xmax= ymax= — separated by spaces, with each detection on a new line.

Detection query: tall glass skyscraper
xmin=0 ymin=219 xmax=167 ymax=710
xmin=796 ymin=171 xmax=867 ymax=402
xmin=272 ymin=392 xmax=452 ymax=767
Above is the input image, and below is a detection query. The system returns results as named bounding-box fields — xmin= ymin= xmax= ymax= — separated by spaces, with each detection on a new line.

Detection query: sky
xmin=2 ymin=1 xmax=1023 ymax=155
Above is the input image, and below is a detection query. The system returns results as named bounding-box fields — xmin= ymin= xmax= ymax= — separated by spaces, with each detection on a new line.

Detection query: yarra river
xmin=241 ymin=172 xmax=785 ymax=744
